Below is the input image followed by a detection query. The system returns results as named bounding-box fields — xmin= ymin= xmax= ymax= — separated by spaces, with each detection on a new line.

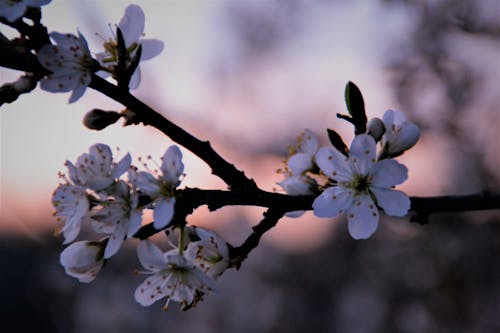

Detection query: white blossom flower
xmin=313 ymin=134 xmax=410 ymax=239
xmin=0 ymin=0 xmax=50 ymax=22
xmin=66 ymin=143 xmax=131 ymax=192
xmin=285 ymin=129 xmax=319 ymax=176
xmin=91 ymin=180 xmax=142 ymax=258
xmin=185 ymin=227 xmax=230 ymax=279
xmin=97 ymin=4 xmax=164 ymax=89
xmin=381 ymin=109 xmax=420 ymax=156
xmin=278 ymin=129 xmax=319 ymax=196
xmin=37 ymin=31 xmax=97 ymax=103
xmin=52 ymin=183 xmax=89 ymax=244
xmin=60 ymin=240 xmax=105 ymax=283
xmin=278 ymin=129 xmax=319 ymax=217
xmin=134 ymin=240 xmax=215 ymax=310
xmin=133 ymin=145 xmax=184 ymax=230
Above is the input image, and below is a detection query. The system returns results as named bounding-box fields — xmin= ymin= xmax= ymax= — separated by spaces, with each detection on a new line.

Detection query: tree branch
xmin=88 ymin=75 xmax=256 ymax=191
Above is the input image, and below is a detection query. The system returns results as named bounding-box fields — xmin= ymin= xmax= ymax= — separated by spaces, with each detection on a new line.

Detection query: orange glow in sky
xmin=0 ymin=1 xmax=452 ymax=251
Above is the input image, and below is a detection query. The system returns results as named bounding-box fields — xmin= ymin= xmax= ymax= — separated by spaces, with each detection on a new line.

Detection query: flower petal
xmin=161 ymin=145 xmax=184 ymax=185
xmin=68 ymin=81 xmax=88 ymax=103
xmin=371 ymin=188 xmax=410 ymax=217
xmin=134 ymin=273 xmax=169 ymax=306
xmin=127 ymin=209 xmax=142 ymax=237
xmin=103 ymin=222 xmax=126 ymax=258
xmin=349 ymin=134 xmax=376 ymax=174
xmin=370 ymin=159 xmax=408 ymax=188
xmin=347 ymin=194 xmax=379 ymax=239
xmin=128 ymin=67 xmax=141 ymax=90
xmin=312 ymin=186 xmax=354 ymax=218
xmin=153 ymin=198 xmax=175 ymax=229
xmin=315 ymin=147 xmax=351 ymax=181
xmin=288 ymin=152 xmax=313 ymax=175
xmin=139 ymin=39 xmax=164 ymax=60
xmin=112 ymin=152 xmax=132 ymax=179
xmin=118 ymin=4 xmax=145 ymax=46
xmin=137 ymin=239 xmax=167 ymax=271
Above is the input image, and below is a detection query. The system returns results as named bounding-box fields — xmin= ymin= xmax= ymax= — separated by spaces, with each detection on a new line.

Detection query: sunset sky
xmin=0 ymin=0 xmax=464 ymax=249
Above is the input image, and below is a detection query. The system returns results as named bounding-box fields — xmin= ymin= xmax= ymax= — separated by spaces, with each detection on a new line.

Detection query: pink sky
xmin=0 ymin=1 xmax=454 ymax=250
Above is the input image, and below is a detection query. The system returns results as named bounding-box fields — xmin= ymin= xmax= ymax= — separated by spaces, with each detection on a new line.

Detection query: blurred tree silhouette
xmin=1 ymin=1 xmax=499 ymax=332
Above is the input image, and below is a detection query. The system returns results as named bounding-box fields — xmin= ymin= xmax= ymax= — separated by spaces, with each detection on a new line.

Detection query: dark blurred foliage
xmin=1 ymin=0 xmax=499 ymax=332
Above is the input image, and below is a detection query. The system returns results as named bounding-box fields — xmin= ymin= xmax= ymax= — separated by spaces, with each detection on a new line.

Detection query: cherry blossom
xmin=97 ymin=4 xmax=164 ymax=89
xmin=37 ymin=31 xmax=97 ymax=103
xmin=0 ymin=0 xmax=51 ymax=22
xmin=91 ymin=180 xmax=142 ymax=259
xmin=185 ymin=227 xmax=230 ymax=279
xmin=381 ymin=109 xmax=420 ymax=156
xmin=59 ymin=240 xmax=105 ymax=283
xmin=52 ymin=183 xmax=89 ymax=244
xmin=313 ymin=134 xmax=410 ymax=239
xmin=134 ymin=240 xmax=215 ymax=310
xmin=66 ymin=143 xmax=131 ymax=192
xmin=132 ymin=145 xmax=184 ymax=230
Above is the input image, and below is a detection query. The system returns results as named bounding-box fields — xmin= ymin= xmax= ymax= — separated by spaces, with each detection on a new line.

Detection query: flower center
xmin=349 ymin=174 xmax=371 ymax=194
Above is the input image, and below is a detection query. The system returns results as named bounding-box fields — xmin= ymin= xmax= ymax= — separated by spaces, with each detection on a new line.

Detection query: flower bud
xmin=60 ymin=240 xmax=105 ymax=283
xmin=382 ymin=109 xmax=420 ymax=156
xmin=83 ymin=109 xmax=121 ymax=130
xmin=367 ymin=117 xmax=386 ymax=142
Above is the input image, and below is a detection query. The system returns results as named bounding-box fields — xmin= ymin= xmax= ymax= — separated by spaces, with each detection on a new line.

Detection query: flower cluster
xmin=134 ymin=226 xmax=229 ymax=311
xmin=279 ymin=109 xmax=420 ymax=239
xmin=36 ymin=4 xmax=163 ymax=102
xmin=55 ymin=143 xmax=230 ymax=310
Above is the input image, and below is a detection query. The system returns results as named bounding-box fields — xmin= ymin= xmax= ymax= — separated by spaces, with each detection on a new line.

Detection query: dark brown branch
xmin=132 ymin=188 xmax=500 ymax=239
xmin=88 ymin=75 xmax=256 ymax=191
xmin=229 ymin=209 xmax=286 ymax=269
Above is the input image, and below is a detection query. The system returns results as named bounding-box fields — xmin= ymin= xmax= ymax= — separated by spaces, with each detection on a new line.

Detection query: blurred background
xmin=1 ymin=0 xmax=499 ymax=332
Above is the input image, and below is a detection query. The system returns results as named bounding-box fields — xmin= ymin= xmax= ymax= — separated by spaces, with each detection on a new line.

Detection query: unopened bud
xmin=13 ymin=75 xmax=37 ymax=93
xmin=83 ymin=109 xmax=121 ymax=130
xmin=367 ymin=117 xmax=385 ymax=142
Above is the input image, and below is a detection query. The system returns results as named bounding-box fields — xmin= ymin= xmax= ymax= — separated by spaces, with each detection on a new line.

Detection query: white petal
xmin=315 ymin=147 xmax=351 ymax=181
xmin=127 ymin=210 xmax=143 ymax=237
xmin=134 ymin=273 xmax=168 ymax=306
xmin=288 ymin=152 xmax=313 ymax=175
xmin=370 ymin=159 xmax=408 ymax=188
xmin=39 ymin=75 xmax=76 ymax=93
xmin=60 ymin=241 xmax=103 ymax=283
xmin=135 ymin=171 xmax=161 ymax=196
xmin=68 ymin=82 xmax=88 ymax=103
xmin=104 ymin=222 xmax=126 ymax=258
xmin=139 ymin=39 xmax=164 ymax=60
xmin=161 ymin=146 xmax=184 ymax=185
xmin=347 ymin=195 xmax=379 ymax=239
xmin=0 ymin=3 xmax=26 ymax=22
xmin=137 ymin=240 xmax=167 ymax=271
xmin=62 ymin=197 xmax=89 ymax=244
xmin=118 ymin=4 xmax=145 ymax=46
xmin=285 ymin=210 xmax=305 ymax=218
xmin=112 ymin=153 xmax=132 ymax=179
xmin=153 ymin=198 xmax=175 ymax=229
xmin=298 ymin=129 xmax=318 ymax=154
xmin=278 ymin=175 xmax=314 ymax=195
xmin=349 ymin=134 xmax=376 ymax=174
xmin=371 ymin=188 xmax=410 ymax=217
xmin=388 ymin=123 xmax=420 ymax=153
xmin=128 ymin=67 xmax=141 ymax=90
xmin=312 ymin=186 xmax=354 ymax=218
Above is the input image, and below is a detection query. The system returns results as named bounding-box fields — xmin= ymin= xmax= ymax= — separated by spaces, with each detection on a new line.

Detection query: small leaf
xmin=344 ymin=81 xmax=367 ymax=134
xmin=115 ymin=27 xmax=128 ymax=90
xmin=327 ymin=128 xmax=349 ymax=156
